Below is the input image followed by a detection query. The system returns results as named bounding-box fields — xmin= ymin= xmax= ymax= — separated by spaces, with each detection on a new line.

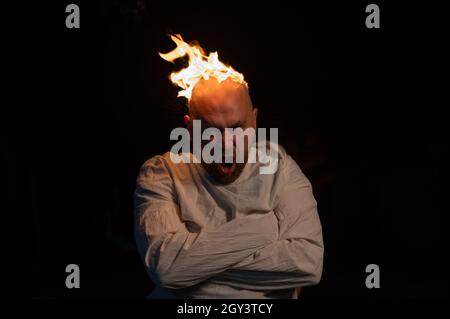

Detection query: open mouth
xmin=218 ymin=162 xmax=236 ymax=175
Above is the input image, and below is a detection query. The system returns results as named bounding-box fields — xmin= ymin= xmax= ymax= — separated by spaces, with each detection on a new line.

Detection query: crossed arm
xmin=134 ymin=155 xmax=323 ymax=291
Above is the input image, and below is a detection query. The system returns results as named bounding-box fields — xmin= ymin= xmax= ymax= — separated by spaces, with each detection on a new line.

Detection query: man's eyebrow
xmin=200 ymin=120 xmax=243 ymax=130
xmin=215 ymin=122 xmax=244 ymax=131
xmin=214 ymin=122 xmax=243 ymax=130
xmin=229 ymin=121 xmax=243 ymax=128
xmin=201 ymin=120 xmax=213 ymax=128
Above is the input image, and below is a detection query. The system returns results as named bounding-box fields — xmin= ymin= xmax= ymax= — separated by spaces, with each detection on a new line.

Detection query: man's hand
xmin=293 ymin=287 xmax=302 ymax=298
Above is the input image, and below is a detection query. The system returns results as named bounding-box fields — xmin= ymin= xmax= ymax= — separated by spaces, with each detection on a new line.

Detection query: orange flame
xmin=159 ymin=34 xmax=247 ymax=101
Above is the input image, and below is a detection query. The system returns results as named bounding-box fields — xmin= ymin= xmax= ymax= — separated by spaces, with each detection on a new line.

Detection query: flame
xmin=159 ymin=34 xmax=247 ymax=101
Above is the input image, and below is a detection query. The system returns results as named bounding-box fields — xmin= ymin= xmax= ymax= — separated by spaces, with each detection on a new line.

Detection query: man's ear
xmin=252 ymin=108 xmax=258 ymax=127
xmin=183 ymin=115 xmax=192 ymax=130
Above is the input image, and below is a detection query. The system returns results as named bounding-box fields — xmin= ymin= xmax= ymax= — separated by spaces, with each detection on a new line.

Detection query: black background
xmin=20 ymin=0 xmax=447 ymax=298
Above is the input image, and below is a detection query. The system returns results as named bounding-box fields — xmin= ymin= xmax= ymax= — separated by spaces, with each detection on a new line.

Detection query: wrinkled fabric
xmin=134 ymin=144 xmax=324 ymax=299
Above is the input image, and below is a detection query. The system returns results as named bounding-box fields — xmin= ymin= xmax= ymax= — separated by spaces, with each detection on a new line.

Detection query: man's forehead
xmin=189 ymin=78 xmax=252 ymax=123
xmin=195 ymin=99 xmax=241 ymax=117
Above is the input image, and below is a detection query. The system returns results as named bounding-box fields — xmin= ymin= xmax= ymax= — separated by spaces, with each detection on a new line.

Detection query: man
xmin=134 ymin=77 xmax=324 ymax=298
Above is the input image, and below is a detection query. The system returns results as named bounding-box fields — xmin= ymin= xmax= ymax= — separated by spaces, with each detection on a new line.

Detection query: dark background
xmin=20 ymin=0 xmax=447 ymax=298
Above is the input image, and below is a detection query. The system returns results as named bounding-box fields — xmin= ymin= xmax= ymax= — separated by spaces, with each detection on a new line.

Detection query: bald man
xmin=134 ymin=78 xmax=324 ymax=298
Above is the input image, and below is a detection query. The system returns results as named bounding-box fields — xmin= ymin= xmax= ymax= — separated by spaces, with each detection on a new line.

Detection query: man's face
xmin=186 ymin=78 xmax=257 ymax=184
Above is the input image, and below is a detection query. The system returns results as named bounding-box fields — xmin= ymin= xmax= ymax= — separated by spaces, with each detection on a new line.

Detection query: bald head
xmin=188 ymin=78 xmax=255 ymax=129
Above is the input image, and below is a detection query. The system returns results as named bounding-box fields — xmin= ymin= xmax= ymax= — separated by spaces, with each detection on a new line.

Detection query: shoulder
xmin=135 ymin=153 xmax=180 ymax=201
xmin=138 ymin=154 xmax=170 ymax=178
xmin=137 ymin=152 xmax=195 ymax=184
xmin=258 ymin=141 xmax=309 ymax=186
xmin=255 ymin=140 xmax=292 ymax=177
xmin=278 ymin=147 xmax=312 ymax=189
xmin=137 ymin=152 xmax=178 ymax=185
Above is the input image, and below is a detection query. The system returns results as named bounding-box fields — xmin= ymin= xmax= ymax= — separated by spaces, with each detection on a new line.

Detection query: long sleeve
xmin=134 ymin=156 xmax=279 ymax=290
xmin=214 ymin=154 xmax=324 ymax=291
